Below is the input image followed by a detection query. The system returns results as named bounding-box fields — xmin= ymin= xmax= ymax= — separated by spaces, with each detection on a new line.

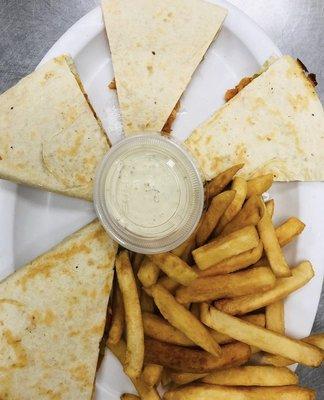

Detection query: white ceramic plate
xmin=0 ymin=1 xmax=323 ymax=398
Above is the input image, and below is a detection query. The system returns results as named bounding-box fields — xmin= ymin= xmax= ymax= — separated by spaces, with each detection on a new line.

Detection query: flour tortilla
xmin=102 ymin=0 xmax=227 ymax=135
xmin=0 ymin=55 xmax=109 ymax=200
xmin=0 ymin=220 xmax=117 ymax=400
xmin=185 ymin=55 xmax=324 ymax=181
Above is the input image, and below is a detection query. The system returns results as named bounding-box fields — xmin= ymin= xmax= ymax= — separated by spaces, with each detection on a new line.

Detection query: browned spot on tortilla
xmin=37 ymin=386 xmax=63 ymax=400
xmin=162 ymin=100 xmax=181 ymax=135
xmin=0 ymin=330 xmax=28 ymax=369
xmin=88 ymin=259 xmax=95 ymax=266
xmin=44 ymin=309 xmax=56 ymax=326
xmin=18 ymin=243 xmax=91 ymax=290
xmin=147 ymin=65 xmax=153 ymax=74
xmin=0 ymin=299 xmax=24 ymax=307
xmin=246 ymin=116 xmax=255 ymax=125
xmin=70 ymin=364 xmax=92 ymax=386
xmin=102 ymin=279 xmax=111 ymax=296
xmin=235 ymin=144 xmax=247 ymax=163
xmin=75 ymin=173 xmax=88 ymax=186
xmin=108 ymin=78 xmax=116 ymax=90
xmin=44 ymin=71 xmax=54 ymax=80
xmin=88 ymin=322 xmax=104 ymax=336
xmin=69 ymin=330 xmax=80 ymax=337
xmin=288 ymin=94 xmax=309 ymax=111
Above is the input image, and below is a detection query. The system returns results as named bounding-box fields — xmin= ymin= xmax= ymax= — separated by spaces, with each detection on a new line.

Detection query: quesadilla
xmin=102 ymin=0 xmax=227 ymax=135
xmin=185 ymin=55 xmax=324 ymax=181
xmin=0 ymin=55 xmax=109 ymax=200
xmin=0 ymin=220 xmax=117 ymax=400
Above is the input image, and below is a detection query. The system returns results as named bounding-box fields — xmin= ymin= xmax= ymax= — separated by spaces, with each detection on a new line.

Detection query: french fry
xmin=266 ymin=300 xmax=285 ymax=334
xmin=157 ymin=275 xmax=179 ymax=293
xmin=108 ymin=340 xmax=161 ymax=400
xmin=148 ymin=253 xmax=197 ymax=286
xmin=163 ymin=384 xmax=315 ymax=400
xmin=276 ymin=217 xmax=306 ymax=247
xmin=171 ymin=219 xmax=201 ymax=261
xmin=121 ymin=395 xmax=140 ymax=400
xmin=216 ymin=177 xmax=247 ymax=232
xmin=254 ymin=217 xmax=305 ymax=267
xmin=220 ymin=195 xmax=263 ymax=236
xmin=143 ymin=312 xmax=194 ymax=346
xmin=206 ymin=163 xmax=244 ymax=198
xmin=261 ymin=333 xmax=324 ymax=366
xmin=201 ymin=304 xmax=323 ymax=367
xmin=169 ymin=371 xmax=208 ymax=385
xmin=265 ymin=199 xmax=275 ymax=218
xmin=138 ymin=257 xmax=160 ymax=287
xmin=209 ymin=314 xmax=266 ymax=345
xmin=143 ymin=311 xmax=265 ymax=347
xmin=108 ymin=284 xmax=125 ymax=345
xmin=144 ymin=338 xmax=251 ymax=373
xmin=202 ymin=366 xmax=298 ymax=386
xmin=116 ymin=251 xmax=144 ymax=378
xmin=142 ymin=364 xmax=163 ymax=387
xmin=193 ymin=225 xmax=259 ymax=270
xmin=133 ymin=253 xmax=145 ymax=273
xmin=150 ymin=284 xmax=220 ymax=356
xmin=140 ymin=289 xmax=155 ymax=313
xmin=246 ymin=174 xmax=273 ymax=198
xmin=257 ymin=201 xmax=290 ymax=277
xmin=195 ymin=240 xmax=263 ymax=276
xmin=215 ymin=261 xmax=314 ymax=315
xmin=176 ymin=266 xmax=276 ymax=303
xmin=196 ymin=190 xmax=235 ymax=246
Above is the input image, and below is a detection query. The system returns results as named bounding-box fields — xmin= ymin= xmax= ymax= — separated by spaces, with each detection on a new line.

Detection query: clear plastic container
xmin=94 ymin=134 xmax=204 ymax=254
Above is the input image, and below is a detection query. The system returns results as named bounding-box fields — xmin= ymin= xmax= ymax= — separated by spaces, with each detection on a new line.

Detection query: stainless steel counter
xmin=0 ymin=0 xmax=323 ymax=395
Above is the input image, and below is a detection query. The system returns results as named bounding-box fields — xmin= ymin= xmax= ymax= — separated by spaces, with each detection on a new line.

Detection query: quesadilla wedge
xmin=0 ymin=220 xmax=117 ymax=400
xmin=0 ymin=55 xmax=109 ymax=200
xmin=102 ymin=0 xmax=227 ymax=135
xmin=185 ymin=55 xmax=324 ymax=181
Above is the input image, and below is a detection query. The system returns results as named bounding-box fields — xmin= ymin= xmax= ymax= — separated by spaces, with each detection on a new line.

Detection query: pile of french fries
xmin=107 ymin=164 xmax=324 ymax=400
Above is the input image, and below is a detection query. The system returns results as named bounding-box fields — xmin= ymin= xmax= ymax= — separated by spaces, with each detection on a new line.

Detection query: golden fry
xmin=220 ymin=195 xmax=263 ymax=236
xmin=148 ymin=253 xmax=197 ymax=286
xmin=215 ymin=261 xmax=314 ymax=315
xmin=169 ymin=371 xmax=208 ymax=385
xmin=201 ymin=304 xmax=322 ymax=367
xmin=196 ymin=190 xmax=235 ymax=246
xmin=164 ymin=384 xmax=315 ymax=400
xmin=138 ymin=257 xmax=160 ymax=287
xmin=276 ymin=217 xmax=305 ymax=247
xmin=209 ymin=313 xmax=265 ymax=345
xmin=202 ymin=366 xmax=298 ymax=386
xmin=108 ymin=341 xmax=161 ymax=400
xmin=121 ymin=395 xmax=140 ymax=400
xmin=206 ymin=163 xmax=244 ymax=198
xmin=150 ymin=284 xmax=220 ymax=356
xmin=246 ymin=174 xmax=273 ymax=198
xmin=144 ymin=338 xmax=250 ymax=373
xmin=216 ymin=177 xmax=247 ymax=232
xmin=257 ymin=202 xmax=290 ymax=277
xmin=195 ymin=240 xmax=263 ymax=276
xmin=108 ymin=284 xmax=125 ymax=345
xmin=265 ymin=199 xmax=275 ymax=218
xmin=176 ymin=266 xmax=275 ymax=303
xmin=157 ymin=275 xmax=179 ymax=293
xmin=142 ymin=364 xmax=163 ymax=387
xmin=143 ymin=312 xmax=194 ymax=346
xmin=116 ymin=251 xmax=144 ymax=378
xmin=266 ymin=300 xmax=285 ymax=334
xmin=261 ymin=334 xmax=324 ymax=366
xmin=161 ymin=369 xmax=172 ymax=387
xmin=193 ymin=225 xmax=259 ymax=270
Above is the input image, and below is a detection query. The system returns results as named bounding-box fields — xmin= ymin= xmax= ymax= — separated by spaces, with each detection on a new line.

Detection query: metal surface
xmin=0 ymin=0 xmax=323 ymax=395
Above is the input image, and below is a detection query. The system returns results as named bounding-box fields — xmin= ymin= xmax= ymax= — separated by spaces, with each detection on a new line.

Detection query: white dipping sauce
xmin=95 ymin=134 xmax=204 ymax=253
xmin=105 ymin=149 xmax=189 ymax=237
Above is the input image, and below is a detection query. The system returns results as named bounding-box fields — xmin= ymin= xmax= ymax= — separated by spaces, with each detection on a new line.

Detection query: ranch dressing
xmin=95 ymin=135 xmax=204 ymax=254
xmin=105 ymin=149 xmax=189 ymax=237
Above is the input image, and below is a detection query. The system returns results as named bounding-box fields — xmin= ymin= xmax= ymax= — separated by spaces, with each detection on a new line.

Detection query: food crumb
xmin=108 ymin=78 xmax=116 ymax=90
